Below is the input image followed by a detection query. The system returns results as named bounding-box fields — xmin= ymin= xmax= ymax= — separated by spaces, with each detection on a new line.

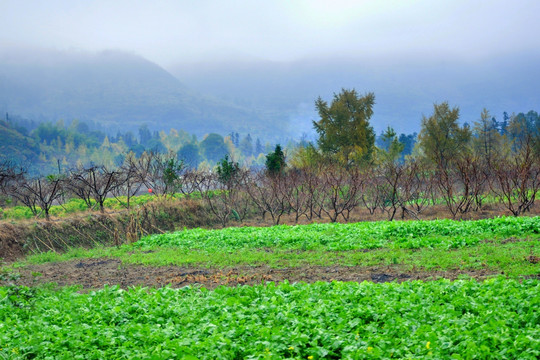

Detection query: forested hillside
xmin=0 ymin=114 xmax=278 ymax=175
xmin=0 ymin=119 xmax=40 ymax=164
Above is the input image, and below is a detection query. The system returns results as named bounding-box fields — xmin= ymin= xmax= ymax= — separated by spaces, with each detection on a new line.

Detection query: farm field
xmin=1 ymin=279 xmax=539 ymax=359
xmin=1 ymin=216 xmax=540 ymax=359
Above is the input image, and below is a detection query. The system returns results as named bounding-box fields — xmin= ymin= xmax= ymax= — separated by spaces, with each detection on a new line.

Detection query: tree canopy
xmin=177 ymin=143 xmax=202 ymax=169
xmin=313 ymin=89 xmax=375 ymax=164
xmin=201 ymin=133 xmax=229 ymax=163
xmin=265 ymin=144 xmax=286 ymax=176
xmin=418 ymin=102 xmax=471 ymax=167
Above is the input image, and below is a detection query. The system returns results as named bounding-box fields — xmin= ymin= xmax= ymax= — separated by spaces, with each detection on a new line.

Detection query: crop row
xmin=135 ymin=216 xmax=540 ymax=251
xmin=1 ymin=278 xmax=538 ymax=359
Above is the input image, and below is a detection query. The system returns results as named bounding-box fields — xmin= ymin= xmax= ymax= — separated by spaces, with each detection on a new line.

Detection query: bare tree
xmin=194 ymin=169 xmax=249 ymax=227
xmin=5 ymin=173 xmax=64 ymax=220
xmin=434 ymin=152 xmax=488 ymax=218
xmin=360 ymin=167 xmax=385 ymax=215
xmin=69 ymin=165 xmax=122 ymax=213
xmin=377 ymin=162 xmax=406 ymax=221
xmin=231 ymin=171 xmax=254 ymax=222
xmin=281 ymin=169 xmax=311 ymax=223
xmin=490 ymin=137 xmax=540 ymax=216
xmin=0 ymin=161 xmax=25 ymax=205
xmin=398 ymin=160 xmax=432 ymax=218
xmin=111 ymin=154 xmax=143 ymax=209
xmin=435 ymin=163 xmax=463 ymax=218
xmin=0 ymin=161 xmax=14 ymax=192
xmin=178 ymin=168 xmax=203 ymax=199
xmin=66 ymin=169 xmax=94 ymax=209
xmin=244 ymin=170 xmax=289 ymax=225
xmin=302 ymin=167 xmax=325 ymax=220
xmin=454 ymin=154 xmax=488 ymax=212
xmin=136 ymin=151 xmax=185 ymax=198
xmin=317 ymin=165 xmax=363 ymax=222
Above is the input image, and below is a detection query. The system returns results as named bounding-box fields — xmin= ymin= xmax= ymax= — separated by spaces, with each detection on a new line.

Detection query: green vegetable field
xmin=1 ymin=216 xmax=540 ymax=359
xmin=136 ymin=216 xmax=540 ymax=251
xmin=1 ymin=279 xmax=539 ymax=359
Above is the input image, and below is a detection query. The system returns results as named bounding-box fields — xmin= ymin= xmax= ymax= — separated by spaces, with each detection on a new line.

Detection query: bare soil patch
xmin=2 ymin=258 xmax=502 ymax=290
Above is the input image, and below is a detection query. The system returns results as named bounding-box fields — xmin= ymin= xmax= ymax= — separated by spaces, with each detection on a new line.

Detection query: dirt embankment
xmin=2 ymin=258 xmax=505 ymax=290
xmin=0 ymin=199 xmax=216 ymax=263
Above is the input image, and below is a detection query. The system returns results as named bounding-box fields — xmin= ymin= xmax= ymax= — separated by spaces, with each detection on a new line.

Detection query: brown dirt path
xmin=1 ymin=258 xmax=503 ymax=290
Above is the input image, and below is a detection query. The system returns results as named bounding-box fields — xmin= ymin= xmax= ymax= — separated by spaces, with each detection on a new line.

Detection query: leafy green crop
xmin=1 ymin=278 xmax=538 ymax=359
xmin=135 ymin=216 xmax=540 ymax=251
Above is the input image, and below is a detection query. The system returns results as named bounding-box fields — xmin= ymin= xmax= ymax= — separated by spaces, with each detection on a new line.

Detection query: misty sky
xmin=2 ymin=0 xmax=540 ymax=67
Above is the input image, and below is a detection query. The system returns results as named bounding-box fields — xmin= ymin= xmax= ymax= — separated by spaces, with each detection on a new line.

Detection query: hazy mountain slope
xmin=169 ymin=53 xmax=540 ymax=136
xmin=0 ymin=120 xmax=40 ymax=165
xmin=0 ymin=49 xmax=278 ymax=138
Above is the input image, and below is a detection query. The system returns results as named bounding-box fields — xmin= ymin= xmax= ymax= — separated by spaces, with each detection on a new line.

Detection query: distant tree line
xmin=0 ymin=115 xmax=281 ymax=175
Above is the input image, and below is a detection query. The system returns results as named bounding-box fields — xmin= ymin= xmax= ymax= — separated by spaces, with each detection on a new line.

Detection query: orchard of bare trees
xmin=0 ymin=141 xmax=538 ymax=226
xmin=1 ymin=96 xmax=539 ymax=225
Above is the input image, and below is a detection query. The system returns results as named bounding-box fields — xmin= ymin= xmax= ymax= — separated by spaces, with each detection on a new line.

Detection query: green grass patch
xmin=1 ymin=278 xmax=539 ymax=359
xmin=122 ymin=239 xmax=540 ymax=276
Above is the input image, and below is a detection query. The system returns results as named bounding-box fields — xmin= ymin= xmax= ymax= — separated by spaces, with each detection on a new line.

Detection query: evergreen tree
xmin=138 ymin=125 xmax=152 ymax=146
xmin=255 ymin=138 xmax=264 ymax=155
xmin=230 ymin=132 xmax=240 ymax=147
xmin=379 ymin=127 xmax=404 ymax=163
xmin=129 ymin=144 xmax=145 ymax=157
xmin=398 ymin=132 xmax=417 ymax=159
xmin=500 ymin=112 xmax=510 ymax=135
xmin=240 ymin=134 xmax=253 ymax=156
xmin=508 ymin=112 xmax=540 ymax=152
xmin=472 ymin=108 xmax=501 ymax=164
xmin=201 ymin=133 xmax=229 ymax=163
xmin=216 ymin=155 xmax=240 ymax=185
xmin=146 ymin=138 xmax=167 ymax=153
xmin=177 ymin=143 xmax=202 ymax=169
xmin=265 ymin=144 xmax=286 ymax=176
xmin=163 ymin=157 xmax=184 ymax=192
xmin=123 ymin=131 xmax=137 ymax=147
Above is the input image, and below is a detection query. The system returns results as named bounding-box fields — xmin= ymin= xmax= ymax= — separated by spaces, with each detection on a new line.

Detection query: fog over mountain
xmin=1 ymin=46 xmax=538 ymax=141
xmin=1 ymin=1 xmax=539 ymax=140
xmin=169 ymin=52 xmax=540 ymax=137
xmin=0 ymin=49 xmax=280 ymax=139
